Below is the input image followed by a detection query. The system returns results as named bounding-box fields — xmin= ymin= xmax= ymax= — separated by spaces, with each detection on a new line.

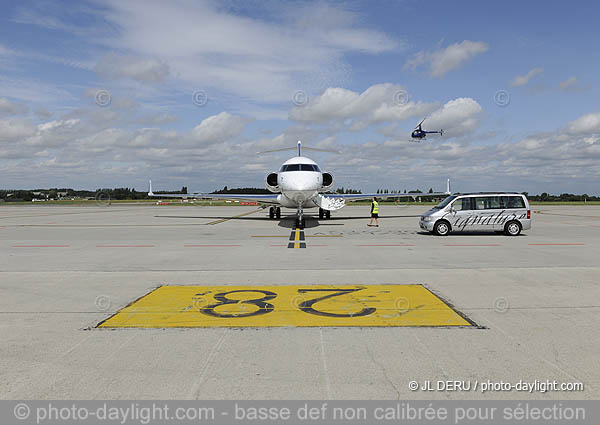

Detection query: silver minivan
xmin=419 ymin=193 xmax=531 ymax=236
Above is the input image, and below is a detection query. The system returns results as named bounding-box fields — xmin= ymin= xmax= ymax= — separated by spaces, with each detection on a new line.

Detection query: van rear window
xmin=502 ymin=196 xmax=525 ymax=208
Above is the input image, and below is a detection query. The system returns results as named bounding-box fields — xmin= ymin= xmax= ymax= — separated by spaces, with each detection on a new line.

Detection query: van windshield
xmin=433 ymin=195 xmax=457 ymax=209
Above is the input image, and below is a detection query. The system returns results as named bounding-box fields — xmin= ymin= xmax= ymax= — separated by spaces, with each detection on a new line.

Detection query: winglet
xmin=446 ymin=178 xmax=451 ymax=194
xmin=148 ymin=179 xmax=154 ymax=196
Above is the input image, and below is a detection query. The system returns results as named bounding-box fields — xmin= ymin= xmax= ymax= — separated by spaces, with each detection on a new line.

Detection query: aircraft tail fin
xmin=257 ymin=140 xmax=340 ymax=155
xmin=148 ymin=180 xmax=154 ymax=196
xmin=446 ymin=178 xmax=451 ymax=194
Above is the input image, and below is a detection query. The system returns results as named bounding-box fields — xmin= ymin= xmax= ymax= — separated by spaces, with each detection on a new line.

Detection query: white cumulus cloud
xmin=191 ymin=112 xmax=250 ymax=145
xmin=567 ymin=112 xmax=600 ymax=134
xmin=289 ymin=84 xmax=481 ymax=137
xmin=290 ymin=83 xmax=438 ymax=126
xmin=425 ymin=98 xmax=483 ymax=137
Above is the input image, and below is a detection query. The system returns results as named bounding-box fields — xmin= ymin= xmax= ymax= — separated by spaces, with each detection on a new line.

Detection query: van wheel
xmin=434 ymin=220 xmax=451 ymax=236
xmin=504 ymin=221 xmax=521 ymax=236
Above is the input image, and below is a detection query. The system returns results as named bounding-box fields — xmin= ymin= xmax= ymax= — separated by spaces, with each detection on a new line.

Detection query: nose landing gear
xmin=295 ymin=204 xmax=305 ymax=228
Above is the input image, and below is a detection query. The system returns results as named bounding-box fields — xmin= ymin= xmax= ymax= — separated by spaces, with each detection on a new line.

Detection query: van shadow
xmin=417 ymin=231 xmax=525 ymax=236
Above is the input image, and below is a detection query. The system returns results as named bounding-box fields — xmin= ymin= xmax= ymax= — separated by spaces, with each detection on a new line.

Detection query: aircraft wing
xmin=147 ymin=181 xmax=280 ymax=205
xmin=328 ymin=191 xmax=450 ymax=201
xmin=328 ymin=179 xmax=452 ymax=202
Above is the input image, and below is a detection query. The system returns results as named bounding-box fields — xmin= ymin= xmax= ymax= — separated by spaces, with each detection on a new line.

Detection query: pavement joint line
xmin=96 ymin=245 xmax=155 ymax=248
xmin=357 ymin=244 xmax=415 ymax=247
xmin=445 ymin=244 xmax=502 ymax=246
xmin=206 ymin=208 xmax=262 ymax=225
xmin=3 ymin=265 xmax=599 ymax=272
xmin=528 ymin=243 xmax=585 ymax=246
xmin=184 ymin=244 xmax=241 ymax=247
xmin=12 ymin=244 xmax=70 ymax=247
xmin=319 ymin=328 xmax=332 ymax=399
xmin=8 ymin=224 xmax=213 ymax=228
xmin=251 ymin=234 xmax=343 ymax=238
xmin=187 ymin=329 xmax=230 ymax=400
xmin=0 ymin=209 xmax=132 ymax=220
xmin=535 ymin=211 xmax=600 ymax=219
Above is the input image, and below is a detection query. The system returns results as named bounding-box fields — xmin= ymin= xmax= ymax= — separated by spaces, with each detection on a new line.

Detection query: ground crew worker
xmin=368 ymin=197 xmax=379 ymax=227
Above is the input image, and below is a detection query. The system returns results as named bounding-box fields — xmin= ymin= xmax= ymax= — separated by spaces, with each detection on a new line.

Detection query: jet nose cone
xmin=281 ymin=173 xmax=320 ymax=191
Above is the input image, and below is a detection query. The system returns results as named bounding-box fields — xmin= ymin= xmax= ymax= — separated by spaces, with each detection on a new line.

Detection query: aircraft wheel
xmin=325 ymin=210 xmax=331 ymax=219
xmin=269 ymin=207 xmax=275 ymax=219
xmin=319 ymin=208 xmax=324 ymax=219
xmin=275 ymin=207 xmax=281 ymax=218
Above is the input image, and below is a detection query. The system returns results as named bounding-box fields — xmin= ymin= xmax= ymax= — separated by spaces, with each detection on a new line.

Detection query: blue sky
xmin=1 ymin=0 xmax=599 ymax=194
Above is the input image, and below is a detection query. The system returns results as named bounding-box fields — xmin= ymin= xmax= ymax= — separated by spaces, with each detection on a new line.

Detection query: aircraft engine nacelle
xmin=321 ymin=172 xmax=334 ymax=191
xmin=265 ymin=172 xmax=280 ymax=193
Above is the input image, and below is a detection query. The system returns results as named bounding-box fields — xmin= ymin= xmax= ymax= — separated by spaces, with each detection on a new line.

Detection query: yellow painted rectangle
xmin=98 ymin=285 xmax=473 ymax=328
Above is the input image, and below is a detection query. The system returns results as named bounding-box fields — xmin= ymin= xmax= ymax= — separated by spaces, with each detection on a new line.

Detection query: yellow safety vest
xmin=372 ymin=201 xmax=379 ymax=214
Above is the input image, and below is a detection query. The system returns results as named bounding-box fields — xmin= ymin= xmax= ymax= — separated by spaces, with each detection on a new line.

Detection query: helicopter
xmin=411 ymin=118 xmax=443 ymax=141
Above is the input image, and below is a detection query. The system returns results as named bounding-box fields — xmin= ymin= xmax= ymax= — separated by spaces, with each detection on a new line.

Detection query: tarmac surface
xmin=0 ymin=203 xmax=599 ymax=399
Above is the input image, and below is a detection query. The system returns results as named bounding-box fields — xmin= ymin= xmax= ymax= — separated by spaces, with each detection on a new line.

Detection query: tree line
xmin=1 ymin=187 xmax=599 ymax=202
xmin=524 ymin=192 xmax=600 ymax=202
xmin=0 ymin=187 xmax=188 ymax=202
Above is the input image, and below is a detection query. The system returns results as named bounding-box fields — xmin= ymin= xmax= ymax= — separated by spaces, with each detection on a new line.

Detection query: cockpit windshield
xmin=279 ymin=164 xmax=321 ymax=172
xmin=432 ymin=195 xmax=456 ymax=209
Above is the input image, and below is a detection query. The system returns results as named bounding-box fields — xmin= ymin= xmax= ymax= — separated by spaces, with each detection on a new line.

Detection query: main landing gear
xmin=268 ymin=206 xmax=281 ymax=219
xmin=318 ymin=208 xmax=331 ymax=219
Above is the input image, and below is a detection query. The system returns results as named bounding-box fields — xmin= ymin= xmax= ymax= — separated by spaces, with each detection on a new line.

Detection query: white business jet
xmin=148 ymin=141 xmax=450 ymax=228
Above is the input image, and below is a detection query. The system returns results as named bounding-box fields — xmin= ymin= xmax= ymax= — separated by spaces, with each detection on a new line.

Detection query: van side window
xmin=452 ymin=198 xmax=472 ymax=211
xmin=505 ymin=196 xmax=525 ymax=208
xmin=475 ymin=196 xmax=502 ymax=210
